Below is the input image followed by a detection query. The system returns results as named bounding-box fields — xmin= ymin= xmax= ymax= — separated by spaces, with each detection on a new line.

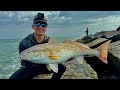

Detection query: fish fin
xmin=49 ymin=55 xmax=59 ymax=60
xmin=46 ymin=65 xmax=52 ymax=71
xmin=97 ymin=40 xmax=111 ymax=64
xmin=75 ymin=56 xmax=84 ymax=64
xmin=47 ymin=48 xmax=59 ymax=60
xmin=63 ymin=40 xmax=90 ymax=49
xmin=49 ymin=64 xmax=58 ymax=73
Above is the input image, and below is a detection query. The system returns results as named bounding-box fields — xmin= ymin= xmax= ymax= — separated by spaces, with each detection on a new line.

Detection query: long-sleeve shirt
xmin=19 ymin=33 xmax=57 ymax=68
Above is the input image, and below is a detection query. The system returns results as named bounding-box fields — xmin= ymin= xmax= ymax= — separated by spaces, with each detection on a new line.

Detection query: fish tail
xmin=97 ymin=40 xmax=111 ymax=64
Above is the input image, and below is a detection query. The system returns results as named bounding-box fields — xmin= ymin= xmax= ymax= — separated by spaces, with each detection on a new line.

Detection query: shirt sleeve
xmin=19 ymin=42 xmax=28 ymax=54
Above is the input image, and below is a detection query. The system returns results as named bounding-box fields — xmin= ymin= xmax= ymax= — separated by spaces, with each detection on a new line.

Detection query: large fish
xmin=20 ymin=40 xmax=111 ymax=73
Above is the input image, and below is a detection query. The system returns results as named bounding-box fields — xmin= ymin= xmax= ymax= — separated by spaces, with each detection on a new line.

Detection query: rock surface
xmin=34 ymin=60 xmax=98 ymax=79
xmin=108 ymin=40 xmax=120 ymax=60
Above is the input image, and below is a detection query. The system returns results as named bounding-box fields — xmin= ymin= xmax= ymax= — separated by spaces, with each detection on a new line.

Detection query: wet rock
xmin=108 ymin=40 xmax=120 ymax=60
xmin=107 ymin=40 xmax=120 ymax=76
xmin=85 ymin=38 xmax=107 ymax=47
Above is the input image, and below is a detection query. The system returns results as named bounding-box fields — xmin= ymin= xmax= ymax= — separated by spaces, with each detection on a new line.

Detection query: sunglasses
xmin=33 ymin=22 xmax=47 ymax=27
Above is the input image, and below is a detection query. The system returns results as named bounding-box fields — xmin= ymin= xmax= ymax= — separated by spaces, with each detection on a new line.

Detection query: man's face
xmin=32 ymin=21 xmax=48 ymax=36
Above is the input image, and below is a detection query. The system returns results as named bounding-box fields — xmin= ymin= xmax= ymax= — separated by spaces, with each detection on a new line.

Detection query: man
xmin=9 ymin=13 xmax=66 ymax=79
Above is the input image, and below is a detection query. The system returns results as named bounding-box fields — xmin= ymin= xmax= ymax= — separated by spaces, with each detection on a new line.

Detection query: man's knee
xmin=9 ymin=67 xmax=24 ymax=79
xmin=9 ymin=67 xmax=31 ymax=79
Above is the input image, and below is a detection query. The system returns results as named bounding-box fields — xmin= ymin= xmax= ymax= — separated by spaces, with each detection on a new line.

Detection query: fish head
xmin=19 ymin=47 xmax=63 ymax=64
xmin=20 ymin=49 xmax=38 ymax=61
xmin=19 ymin=43 xmax=78 ymax=64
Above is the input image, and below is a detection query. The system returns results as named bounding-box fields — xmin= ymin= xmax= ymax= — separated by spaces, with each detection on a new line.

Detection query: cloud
xmin=84 ymin=15 xmax=120 ymax=26
xmin=0 ymin=11 xmax=61 ymax=23
xmin=0 ymin=11 xmax=15 ymax=17
xmin=0 ymin=11 xmax=120 ymax=24
xmin=0 ymin=11 xmax=74 ymax=25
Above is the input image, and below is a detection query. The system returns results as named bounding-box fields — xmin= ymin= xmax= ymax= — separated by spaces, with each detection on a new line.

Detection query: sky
xmin=0 ymin=11 xmax=120 ymax=39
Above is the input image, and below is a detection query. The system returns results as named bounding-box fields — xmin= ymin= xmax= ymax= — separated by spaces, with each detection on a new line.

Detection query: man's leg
xmin=9 ymin=65 xmax=52 ymax=79
xmin=51 ymin=64 xmax=66 ymax=79
xmin=9 ymin=66 xmax=36 ymax=79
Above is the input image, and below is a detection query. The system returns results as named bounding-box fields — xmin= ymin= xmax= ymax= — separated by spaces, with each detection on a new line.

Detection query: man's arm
xmin=19 ymin=41 xmax=29 ymax=63
xmin=19 ymin=42 xmax=28 ymax=54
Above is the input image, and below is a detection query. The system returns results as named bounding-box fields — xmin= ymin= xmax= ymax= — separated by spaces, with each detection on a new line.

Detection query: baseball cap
xmin=33 ymin=13 xmax=47 ymax=24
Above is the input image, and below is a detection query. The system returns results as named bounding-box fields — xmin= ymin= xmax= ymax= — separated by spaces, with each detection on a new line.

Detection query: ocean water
xmin=0 ymin=36 xmax=79 ymax=79
xmin=0 ymin=39 xmax=21 ymax=79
